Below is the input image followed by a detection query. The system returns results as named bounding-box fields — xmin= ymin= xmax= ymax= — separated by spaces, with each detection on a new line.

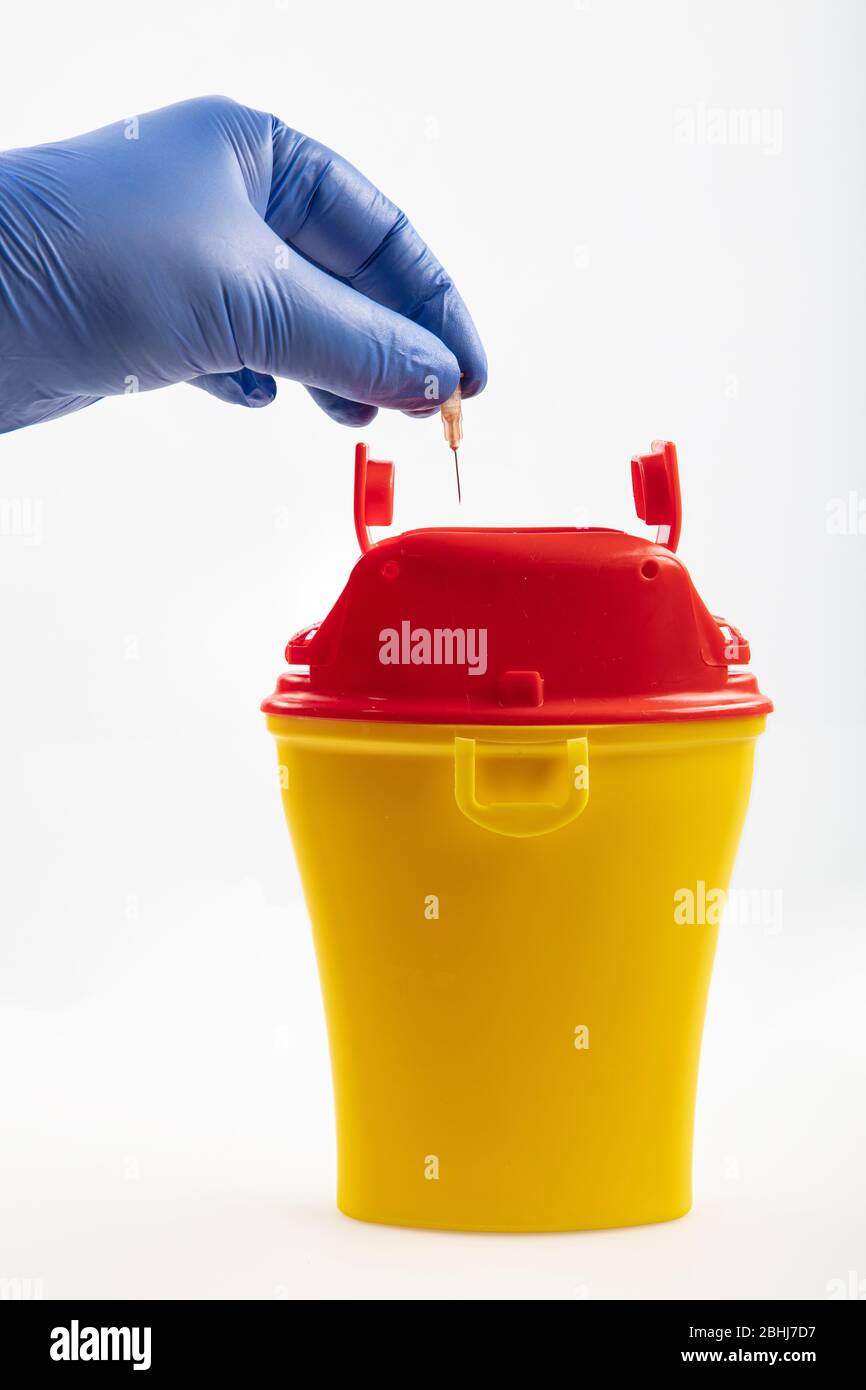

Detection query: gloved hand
xmin=0 ymin=96 xmax=486 ymax=435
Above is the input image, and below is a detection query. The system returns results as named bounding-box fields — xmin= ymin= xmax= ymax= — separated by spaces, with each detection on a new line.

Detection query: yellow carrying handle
xmin=453 ymin=736 xmax=590 ymax=839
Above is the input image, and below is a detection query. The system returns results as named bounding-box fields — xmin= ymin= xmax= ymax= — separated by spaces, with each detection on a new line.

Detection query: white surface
xmin=1 ymin=0 xmax=865 ymax=1300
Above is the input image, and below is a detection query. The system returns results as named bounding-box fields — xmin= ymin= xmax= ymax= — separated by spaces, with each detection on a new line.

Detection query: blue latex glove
xmin=0 ymin=96 xmax=487 ymax=435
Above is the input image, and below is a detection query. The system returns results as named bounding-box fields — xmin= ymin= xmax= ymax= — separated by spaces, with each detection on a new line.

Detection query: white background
xmin=1 ymin=0 xmax=864 ymax=1300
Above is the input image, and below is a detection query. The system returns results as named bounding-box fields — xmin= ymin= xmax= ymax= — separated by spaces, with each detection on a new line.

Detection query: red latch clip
xmin=354 ymin=442 xmax=395 ymax=554
xmin=285 ymin=623 xmax=322 ymax=665
xmin=714 ymin=618 xmax=751 ymax=665
xmin=631 ymin=440 xmax=682 ymax=552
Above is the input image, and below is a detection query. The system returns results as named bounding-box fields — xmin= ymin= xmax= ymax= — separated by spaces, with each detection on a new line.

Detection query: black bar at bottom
xmin=0 ymin=1298 xmax=860 ymax=1374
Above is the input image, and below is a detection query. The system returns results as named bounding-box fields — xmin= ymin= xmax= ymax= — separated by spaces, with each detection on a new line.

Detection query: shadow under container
xmin=263 ymin=440 xmax=772 ymax=1232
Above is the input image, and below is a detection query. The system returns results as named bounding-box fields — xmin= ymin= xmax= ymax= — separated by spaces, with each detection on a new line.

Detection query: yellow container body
xmin=267 ymin=713 xmax=764 ymax=1232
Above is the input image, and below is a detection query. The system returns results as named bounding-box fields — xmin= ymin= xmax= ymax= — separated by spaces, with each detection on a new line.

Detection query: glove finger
xmin=188 ymin=368 xmax=277 ymax=408
xmin=305 ymin=387 xmax=378 ymax=427
xmin=266 ymin=122 xmax=487 ymax=402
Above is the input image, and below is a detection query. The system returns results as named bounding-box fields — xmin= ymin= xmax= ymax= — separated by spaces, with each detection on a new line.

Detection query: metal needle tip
xmin=453 ymin=448 xmax=462 ymax=504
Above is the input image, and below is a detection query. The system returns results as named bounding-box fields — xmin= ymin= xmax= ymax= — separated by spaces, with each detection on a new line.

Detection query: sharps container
xmin=263 ymin=439 xmax=772 ymax=1232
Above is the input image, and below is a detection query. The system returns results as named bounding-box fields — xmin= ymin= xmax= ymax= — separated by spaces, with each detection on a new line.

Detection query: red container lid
xmin=262 ymin=440 xmax=772 ymax=726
